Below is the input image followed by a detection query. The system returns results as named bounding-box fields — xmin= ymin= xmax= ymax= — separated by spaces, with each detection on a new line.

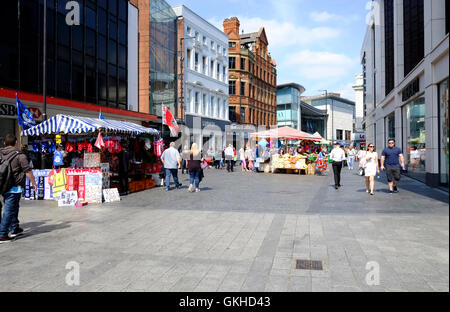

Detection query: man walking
xmin=330 ymin=143 xmax=346 ymax=189
xmin=0 ymin=134 xmax=37 ymax=243
xmin=381 ymin=139 xmax=406 ymax=194
xmin=225 ymin=144 xmax=234 ymax=173
xmin=161 ymin=142 xmax=182 ymax=191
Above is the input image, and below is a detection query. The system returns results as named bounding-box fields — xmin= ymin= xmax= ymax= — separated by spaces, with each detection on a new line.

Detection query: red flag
xmin=94 ymin=132 xmax=105 ymax=151
xmin=162 ymin=105 xmax=179 ymax=137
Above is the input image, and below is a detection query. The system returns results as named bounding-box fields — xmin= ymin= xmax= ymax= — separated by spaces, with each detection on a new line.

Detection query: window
xmin=229 ymin=107 xmax=236 ymax=122
xmin=109 ymin=40 xmax=117 ymax=64
xmin=210 ymin=60 xmax=214 ymax=77
xmin=229 ymin=57 xmax=236 ymax=69
xmin=186 ymin=49 xmax=191 ymax=69
xmin=240 ymin=81 xmax=245 ymax=96
xmin=211 ymin=41 xmax=214 ymax=50
xmin=345 ymin=130 xmax=351 ymax=141
xmin=195 ymin=31 xmax=199 ymax=41
xmin=385 ymin=0 xmax=394 ymax=95
xmin=240 ymin=58 xmax=246 ymax=70
xmin=403 ymin=0 xmax=424 ymax=76
xmin=240 ymin=107 xmax=246 ymax=123
xmin=229 ymin=81 xmax=236 ymax=95
xmin=86 ymin=7 xmax=96 ymax=30
xmin=195 ymin=92 xmax=200 ymax=114
xmin=211 ymin=96 xmax=215 ymax=116
xmin=336 ymin=129 xmax=343 ymax=140
xmin=223 ymin=48 xmax=226 ymax=56
xmin=217 ymin=99 xmax=221 ymax=119
xmin=217 ymin=63 xmax=221 ymax=80
xmin=202 ymin=56 xmax=207 ymax=74
xmin=187 ymin=26 xmax=191 ymax=35
xmin=98 ymin=9 xmax=107 ymax=35
xmin=203 ymin=94 xmax=207 ymax=115
xmin=229 ymin=42 xmax=236 ymax=48
xmin=195 ymin=53 xmax=199 ymax=71
xmin=223 ymin=66 xmax=226 ymax=82
xmin=385 ymin=112 xmax=395 ymax=141
xmin=187 ymin=89 xmax=192 ymax=112
xmin=203 ymin=36 xmax=207 ymax=44
xmin=109 ymin=0 xmax=117 ymax=16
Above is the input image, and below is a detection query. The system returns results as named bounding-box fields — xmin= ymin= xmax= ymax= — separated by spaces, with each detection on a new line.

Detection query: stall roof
xmin=250 ymin=126 xmax=321 ymax=141
xmin=21 ymin=114 xmax=160 ymax=137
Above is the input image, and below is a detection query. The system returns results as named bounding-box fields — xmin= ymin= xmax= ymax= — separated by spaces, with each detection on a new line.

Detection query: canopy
xmin=312 ymin=132 xmax=331 ymax=145
xmin=250 ymin=127 xmax=321 ymax=141
xmin=21 ymin=114 xmax=160 ymax=137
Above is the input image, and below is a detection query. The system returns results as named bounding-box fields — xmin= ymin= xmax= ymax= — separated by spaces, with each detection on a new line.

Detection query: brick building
xmin=223 ymin=17 xmax=277 ymax=127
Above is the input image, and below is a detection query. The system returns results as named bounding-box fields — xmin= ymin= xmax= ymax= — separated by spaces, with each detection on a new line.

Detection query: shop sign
xmin=0 ymin=103 xmax=17 ymax=117
xmin=402 ymin=78 xmax=420 ymax=102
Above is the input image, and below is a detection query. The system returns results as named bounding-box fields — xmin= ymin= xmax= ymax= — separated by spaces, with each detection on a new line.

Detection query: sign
xmin=58 ymin=190 xmax=78 ymax=207
xmin=402 ymin=78 xmax=420 ymax=102
xmin=29 ymin=107 xmax=42 ymax=119
xmin=83 ymin=152 xmax=101 ymax=168
xmin=0 ymin=103 xmax=17 ymax=117
xmin=103 ymin=188 xmax=121 ymax=203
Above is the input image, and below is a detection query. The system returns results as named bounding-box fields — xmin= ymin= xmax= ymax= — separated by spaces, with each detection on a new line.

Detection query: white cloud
xmin=284 ymin=50 xmax=359 ymax=80
xmin=208 ymin=16 xmax=341 ymax=48
xmin=310 ymin=11 xmax=360 ymax=23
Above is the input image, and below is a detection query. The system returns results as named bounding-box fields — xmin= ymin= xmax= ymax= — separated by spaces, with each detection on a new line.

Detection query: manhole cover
xmin=296 ymin=260 xmax=323 ymax=271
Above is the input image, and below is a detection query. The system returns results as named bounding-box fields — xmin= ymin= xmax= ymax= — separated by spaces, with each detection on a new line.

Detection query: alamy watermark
xmin=65 ymin=261 xmax=80 ymax=286
xmin=365 ymin=261 xmax=380 ymax=286
xmin=65 ymin=1 xmax=80 ymax=26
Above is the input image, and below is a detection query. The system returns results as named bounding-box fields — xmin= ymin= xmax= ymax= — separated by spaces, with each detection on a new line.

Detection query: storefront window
xmin=385 ymin=112 xmax=395 ymax=142
xmin=403 ymin=97 xmax=426 ymax=182
xmin=439 ymin=79 xmax=449 ymax=185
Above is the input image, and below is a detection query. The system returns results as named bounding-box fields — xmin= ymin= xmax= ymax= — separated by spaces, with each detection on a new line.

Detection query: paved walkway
xmin=0 ymin=167 xmax=448 ymax=292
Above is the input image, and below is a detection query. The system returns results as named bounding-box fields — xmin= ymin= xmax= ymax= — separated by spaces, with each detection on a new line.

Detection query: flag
xmin=99 ymin=110 xmax=105 ymax=120
xmin=162 ymin=105 xmax=179 ymax=137
xmin=16 ymin=94 xmax=36 ymax=130
xmin=94 ymin=132 xmax=105 ymax=151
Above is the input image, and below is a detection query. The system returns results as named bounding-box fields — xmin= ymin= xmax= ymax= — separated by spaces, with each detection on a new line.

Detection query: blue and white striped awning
xmin=21 ymin=114 xmax=160 ymax=137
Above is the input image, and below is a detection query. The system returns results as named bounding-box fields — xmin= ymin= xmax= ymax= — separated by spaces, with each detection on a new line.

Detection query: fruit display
xmin=271 ymin=154 xmax=308 ymax=170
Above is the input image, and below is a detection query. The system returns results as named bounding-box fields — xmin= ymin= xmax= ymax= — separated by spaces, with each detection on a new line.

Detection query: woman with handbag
xmin=364 ymin=144 xmax=380 ymax=195
xmin=357 ymin=148 xmax=367 ymax=176
xmin=186 ymin=143 xmax=203 ymax=193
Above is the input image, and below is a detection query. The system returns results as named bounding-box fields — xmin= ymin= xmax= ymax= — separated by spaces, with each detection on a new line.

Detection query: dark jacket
xmin=0 ymin=146 xmax=31 ymax=188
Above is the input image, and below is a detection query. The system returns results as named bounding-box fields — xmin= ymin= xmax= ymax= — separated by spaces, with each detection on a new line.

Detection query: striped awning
xmin=21 ymin=114 xmax=160 ymax=137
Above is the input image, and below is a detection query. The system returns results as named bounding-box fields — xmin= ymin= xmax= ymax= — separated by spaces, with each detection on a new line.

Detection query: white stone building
xmin=352 ymin=74 xmax=366 ymax=149
xmin=173 ymin=5 xmax=230 ymax=153
xmin=302 ymin=94 xmax=356 ymax=144
xmin=361 ymin=0 xmax=448 ymax=188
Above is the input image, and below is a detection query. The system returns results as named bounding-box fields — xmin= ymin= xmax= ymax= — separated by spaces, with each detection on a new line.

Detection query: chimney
xmin=223 ymin=17 xmax=240 ymax=36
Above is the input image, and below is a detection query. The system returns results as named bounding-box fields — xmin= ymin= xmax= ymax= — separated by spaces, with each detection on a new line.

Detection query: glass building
xmin=149 ymin=0 xmax=177 ymax=116
xmin=0 ymin=0 xmax=130 ymax=109
xmin=276 ymin=84 xmax=304 ymax=129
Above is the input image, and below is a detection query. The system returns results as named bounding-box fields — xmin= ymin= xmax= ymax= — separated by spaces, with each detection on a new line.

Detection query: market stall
xmin=20 ymin=114 xmax=162 ymax=205
xmin=250 ymin=127 xmax=325 ymax=175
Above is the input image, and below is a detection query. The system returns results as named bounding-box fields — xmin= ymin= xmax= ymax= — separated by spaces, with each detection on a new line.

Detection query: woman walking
xmin=239 ymin=146 xmax=247 ymax=172
xmin=347 ymin=146 xmax=356 ymax=170
xmin=187 ymin=143 xmax=203 ymax=193
xmin=364 ymin=144 xmax=380 ymax=195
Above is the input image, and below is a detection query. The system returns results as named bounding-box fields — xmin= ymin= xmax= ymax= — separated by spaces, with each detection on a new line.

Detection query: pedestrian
xmin=364 ymin=144 xmax=380 ymax=195
xmin=347 ymin=145 xmax=356 ymax=170
xmin=245 ymin=145 xmax=254 ymax=172
xmin=340 ymin=145 xmax=348 ymax=167
xmin=160 ymin=142 xmax=182 ymax=191
xmin=330 ymin=142 xmax=346 ymax=190
xmin=254 ymin=145 xmax=259 ymax=172
xmin=207 ymin=146 xmax=215 ymax=169
xmin=220 ymin=147 xmax=225 ymax=170
xmin=118 ymin=143 xmax=130 ymax=195
xmin=0 ymin=134 xmax=38 ymax=243
xmin=187 ymin=143 xmax=203 ymax=193
xmin=380 ymin=139 xmax=406 ymax=194
xmin=225 ymin=144 xmax=234 ymax=172
xmin=239 ymin=146 xmax=247 ymax=172
xmin=409 ymin=146 xmax=420 ymax=171
xmin=181 ymin=144 xmax=190 ymax=174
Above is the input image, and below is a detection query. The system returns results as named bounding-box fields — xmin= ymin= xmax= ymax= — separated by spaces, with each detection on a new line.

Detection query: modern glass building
xmin=0 ymin=0 xmax=130 ymax=109
xmin=276 ymin=83 xmax=304 ymax=130
xmin=149 ymin=0 xmax=177 ymax=117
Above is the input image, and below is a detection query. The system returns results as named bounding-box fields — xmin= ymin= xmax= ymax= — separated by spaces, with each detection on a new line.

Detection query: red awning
xmin=250 ymin=126 xmax=322 ymax=141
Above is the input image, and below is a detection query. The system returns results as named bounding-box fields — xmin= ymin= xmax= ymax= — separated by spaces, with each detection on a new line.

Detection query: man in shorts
xmin=380 ymin=139 xmax=406 ymax=194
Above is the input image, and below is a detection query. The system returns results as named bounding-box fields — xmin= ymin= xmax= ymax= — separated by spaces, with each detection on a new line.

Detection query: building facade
xmin=0 ymin=0 xmax=158 ymax=145
xmin=277 ymin=83 xmax=304 ymax=130
xmin=361 ymin=0 xmax=449 ymax=188
xmin=302 ymin=94 xmax=355 ymax=144
xmin=223 ymin=17 xmax=277 ymax=128
xmin=173 ymin=5 xmax=230 ymax=151
xmin=352 ymin=74 xmax=366 ymax=149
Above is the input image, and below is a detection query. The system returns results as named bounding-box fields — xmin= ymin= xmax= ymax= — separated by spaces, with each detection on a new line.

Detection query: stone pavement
xmin=0 ymin=166 xmax=448 ymax=292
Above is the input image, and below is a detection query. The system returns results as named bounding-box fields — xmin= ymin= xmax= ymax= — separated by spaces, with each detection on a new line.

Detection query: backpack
xmin=0 ymin=151 xmax=21 ymax=195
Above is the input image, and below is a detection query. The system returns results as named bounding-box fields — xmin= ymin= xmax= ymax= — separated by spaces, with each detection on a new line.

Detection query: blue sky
xmin=166 ymin=0 xmax=370 ymax=101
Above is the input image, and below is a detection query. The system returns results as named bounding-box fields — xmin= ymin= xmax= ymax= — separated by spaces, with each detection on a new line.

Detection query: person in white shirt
xmin=330 ymin=143 xmax=346 ymax=189
xmin=409 ymin=146 xmax=421 ymax=171
xmin=364 ymin=143 xmax=380 ymax=195
xmin=225 ymin=144 xmax=234 ymax=172
xmin=347 ymin=146 xmax=357 ymax=170
xmin=160 ymin=142 xmax=182 ymax=191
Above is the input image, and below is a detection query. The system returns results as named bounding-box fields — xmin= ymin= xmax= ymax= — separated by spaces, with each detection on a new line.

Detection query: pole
xmin=42 ymin=0 xmax=47 ymax=121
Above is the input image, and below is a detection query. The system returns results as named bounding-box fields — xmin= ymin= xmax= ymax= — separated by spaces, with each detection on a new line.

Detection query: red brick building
xmin=223 ymin=17 xmax=277 ymax=127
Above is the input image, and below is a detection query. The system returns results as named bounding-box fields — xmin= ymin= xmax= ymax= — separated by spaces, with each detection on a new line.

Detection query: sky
xmin=166 ymin=0 xmax=371 ymax=101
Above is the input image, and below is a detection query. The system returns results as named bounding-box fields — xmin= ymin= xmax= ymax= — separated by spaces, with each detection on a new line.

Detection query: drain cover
xmin=296 ymin=260 xmax=323 ymax=271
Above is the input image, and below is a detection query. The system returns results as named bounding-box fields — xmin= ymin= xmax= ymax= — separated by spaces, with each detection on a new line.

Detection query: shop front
xmin=184 ymin=114 xmax=230 ymax=153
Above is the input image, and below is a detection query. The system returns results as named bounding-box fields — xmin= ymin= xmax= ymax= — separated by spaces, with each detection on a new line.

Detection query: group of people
xmin=330 ymin=138 xmax=406 ymax=195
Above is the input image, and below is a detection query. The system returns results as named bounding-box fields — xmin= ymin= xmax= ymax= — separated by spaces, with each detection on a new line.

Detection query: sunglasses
xmin=388 ymin=142 xmax=395 ymax=144
xmin=368 ymin=146 xmax=374 ymax=148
